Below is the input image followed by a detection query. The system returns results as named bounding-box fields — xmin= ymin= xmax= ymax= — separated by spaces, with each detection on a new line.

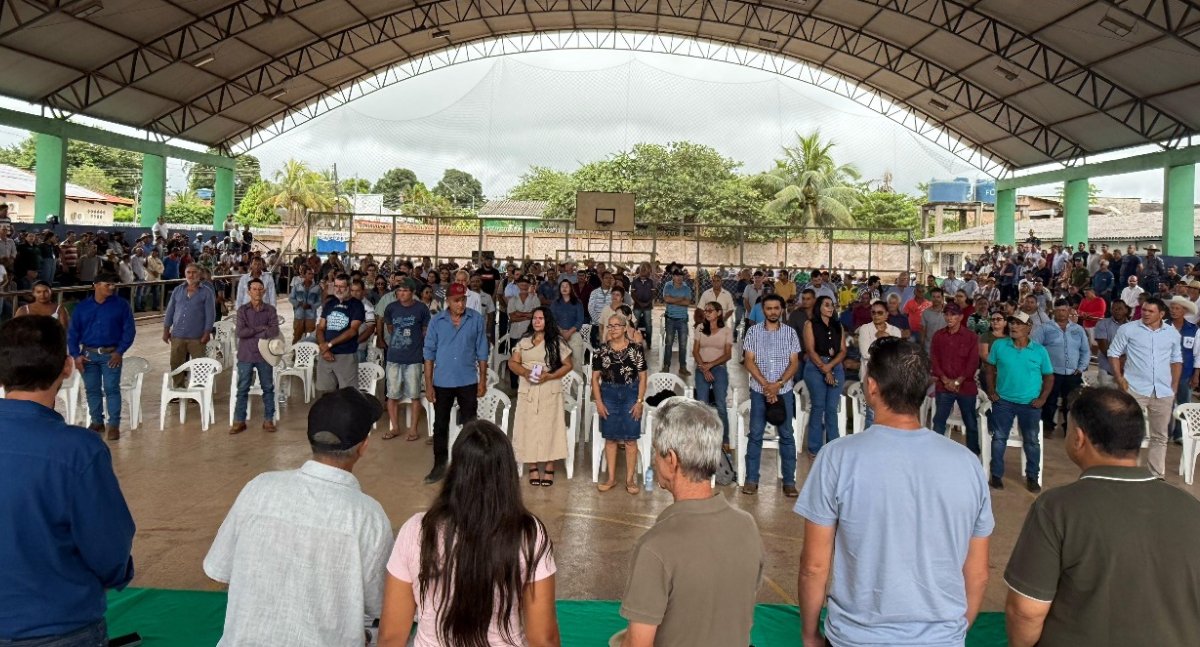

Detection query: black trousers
xmin=1041 ymin=372 xmax=1082 ymax=432
xmin=432 ymin=384 xmax=479 ymax=466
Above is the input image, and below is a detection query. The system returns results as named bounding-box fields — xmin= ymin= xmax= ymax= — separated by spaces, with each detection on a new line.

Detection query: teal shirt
xmin=663 ymin=283 xmax=693 ymax=319
xmin=988 ymin=337 xmax=1053 ymax=404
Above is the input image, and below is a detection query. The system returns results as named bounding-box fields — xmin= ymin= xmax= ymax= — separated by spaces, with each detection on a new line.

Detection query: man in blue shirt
xmin=1110 ymin=297 xmax=1182 ymax=478
xmin=382 ymin=278 xmax=430 ymax=441
xmin=1031 ymin=299 xmax=1090 ymax=436
xmin=1168 ymin=296 xmax=1200 ymax=443
xmin=986 ymin=311 xmax=1054 ymax=492
xmin=67 ymin=273 xmax=136 ymax=441
xmin=796 ymin=337 xmax=992 ymax=647
xmin=741 ymin=294 xmax=802 ymax=496
xmin=0 ymin=315 xmax=135 ymax=644
xmin=661 ymin=269 xmax=693 ymax=376
xmin=316 ymin=274 xmax=364 ymax=393
xmin=422 ymin=282 xmax=489 ymax=484
xmin=163 ymin=264 xmax=215 ymax=387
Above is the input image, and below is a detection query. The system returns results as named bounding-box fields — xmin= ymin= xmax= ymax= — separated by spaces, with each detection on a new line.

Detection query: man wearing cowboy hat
xmin=1185 ymin=280 xmax=1200 ymax=325
xmin=232 ymin=278 xmax=281 ymax=434
xmin=1141 ymin=244 xmax=1167 ymax=295
xmin=1168 ymin=296 xmax=1200 ymax=443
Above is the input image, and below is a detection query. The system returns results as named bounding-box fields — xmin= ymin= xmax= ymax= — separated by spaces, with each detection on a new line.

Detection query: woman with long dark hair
xmin=802 ymin=295 xmax=847 ymax=457
xmin=692 ymin=300 xmax=732 ymax=445
xmin=550 ymin=279 xmax=586 ymax=375
xmin=378 ymin=419 xmax=560 ymax=647
xmin=509 ymin=306 xmax=574 ymax=486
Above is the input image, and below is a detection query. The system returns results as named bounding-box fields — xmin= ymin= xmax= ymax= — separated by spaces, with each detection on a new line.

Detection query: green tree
xmin=255 ymin=159 xmax=335 ymax=226
xmin=372 ymin=168 xmax=419 ymax=209
xmin=112 ymin=206 xmax=135 ymax=223
xmin=850 ymin=188 xmax=923 ymax=231
xmin=397 ymin=181 xmax=455 ymax=217
xmin=0 ymin=135 xmax=142 ymax=197
xmin=68 ymin=164 xmax=115 ymax=195
xmin=165 ymin=191 xmax=214 ymax=225
xmin=1053 ymin=182 xmax=1102 ymax=205
xmin=235 ymin=180 xmax=281 ymax=227
xmin=508 ymin=167 xmax=574 ymax=219
xmin=758 ymin=132 xmax=862 ymax=231
xmin=187 ymin=153 xmax=261 ymax=197
xmin=339 ymin=177 xmax=372 ymax=195
xmin=433 ymin=168 xmax=484 ymax=207
xmin=699 ymin=177 xmax=781 ymax=243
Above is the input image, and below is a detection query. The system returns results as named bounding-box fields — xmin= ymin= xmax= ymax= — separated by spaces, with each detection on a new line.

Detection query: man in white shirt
xmin=130 ymin=247 xmax=148 ymax=311
xmin=204 ymin=388 xmax=392 ymax=647
xmin=235 ymin=257 xmax=278 ymax=309
xmin=1187 ymin=281 xmax=1200 ymax=325
xmin=941 ymin=268 xmax=963 ymax=297
xmin=151 ymin=216 xmax=169 ymax=243
xmin=1120 ymin=275 xmax=1145 ymax=309
xmin=455 ymin=269 xmax=482 ymax=315
xmin=698 ymin=279 xmax=735 ymax=324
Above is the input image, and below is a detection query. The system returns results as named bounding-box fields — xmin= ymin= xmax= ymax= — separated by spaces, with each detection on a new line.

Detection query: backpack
xmin=715 ymin=449 xmax=736 ymax=486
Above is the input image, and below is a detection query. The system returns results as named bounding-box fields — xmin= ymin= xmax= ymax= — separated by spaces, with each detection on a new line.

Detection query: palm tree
xmin=256 ymin=159 xmax=335 ymax=226
xmin=758 ymin=132 xmax=862 ymax=232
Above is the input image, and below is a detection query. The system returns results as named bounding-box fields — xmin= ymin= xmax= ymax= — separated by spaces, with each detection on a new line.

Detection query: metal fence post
xmin=477 ymin=220 xmax=484 ymax=265
xmin=390 ymin=214 xmax=396 ymax=263
xmin=906 ymin=230 xmax=913 ymax=273
xmin=608 ymin=228 xmax=614 ymax=264
xmin=434 ymin=217 xmax=440 ymax=261
xmin=694 ymin=224 xmax=701 ymax=273
xmin=827 ymin=228 xmax=834 ymax=269
xmin=739 ymin=226 xmax=745 ymax=266
xmin=522 ymin=221 xmax=527 ymax=259
xmin=867 ymin=229 xmax=874 ymax=276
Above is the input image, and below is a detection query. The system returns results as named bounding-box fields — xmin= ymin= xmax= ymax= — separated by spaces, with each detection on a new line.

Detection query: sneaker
xmin=783 ymin=484 xmax=799 ymax=498
xmin=423 ymin=465 xmax=447 ymax=485
xmin=105 ymin=426 xmax=120 ymax=441
xmin=1026 ymin=478 xmax=1042 ymax=494
xmin=229 ymin=423 xmax=247 ymax=435
xmin=742 ymin=482 xmax=759 ymax=495
xmin=988 ymin=476 xmax=1004 ymax=490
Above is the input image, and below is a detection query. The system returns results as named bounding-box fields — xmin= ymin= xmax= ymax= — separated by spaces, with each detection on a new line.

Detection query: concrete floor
xmin=93 ymin=307 xmax=1200 ymax=612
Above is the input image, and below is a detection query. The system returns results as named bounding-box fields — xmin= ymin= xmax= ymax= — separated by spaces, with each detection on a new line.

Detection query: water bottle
xmin=644 ymin=465 xmax=654 ymax=491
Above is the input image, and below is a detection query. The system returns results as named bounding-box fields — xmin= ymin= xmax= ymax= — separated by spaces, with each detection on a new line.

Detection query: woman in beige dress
xmin=509 ymin=306 xmax=574 ymax=486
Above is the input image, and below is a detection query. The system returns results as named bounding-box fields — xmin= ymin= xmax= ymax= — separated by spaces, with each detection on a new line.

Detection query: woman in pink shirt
xmin=377 ymin=420 xmax=560 ymax=647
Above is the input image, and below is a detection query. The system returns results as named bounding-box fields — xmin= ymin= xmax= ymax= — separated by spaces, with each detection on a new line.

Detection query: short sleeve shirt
xmin=742 ymin=323 xmax=802 ymax=393
xmin=988 ymin=338 xmax=1053 ymax=404
xmin=383 ymin=301 xmax=431 ymax=365
xmin=320 ymin=297 xmax=366 ymax=355
xmin=591 ymin=343 xmax=647 ymax=385
xmin=662 ymin=283 xmax=693 ymax=320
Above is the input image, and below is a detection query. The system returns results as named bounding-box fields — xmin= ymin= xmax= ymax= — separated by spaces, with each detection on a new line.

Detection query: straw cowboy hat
xmin=1167 ymin=295 xmax=1198 ymax=316
xmin=258 ymin=338 xmax=285 ymax=367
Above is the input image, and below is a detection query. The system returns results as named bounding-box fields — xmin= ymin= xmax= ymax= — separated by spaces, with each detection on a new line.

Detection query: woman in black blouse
xmin=802 ymin=295 xmax=847 ymax=457
xmin=591 ymin=313 xmax=648 ymax=494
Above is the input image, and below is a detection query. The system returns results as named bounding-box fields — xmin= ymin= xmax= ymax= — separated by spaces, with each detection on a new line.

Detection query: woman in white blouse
xmin=857 ymin=300 xmax=900 ymax=428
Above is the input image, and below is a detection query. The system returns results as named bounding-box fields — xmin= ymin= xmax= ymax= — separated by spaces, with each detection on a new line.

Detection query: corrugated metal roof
xmin=478 ymin=200 xmax=548 ymax=218
xmin=919 ymin=209 xmax=1200 ymax=245
xmin=0 ymin=164 xmax=132 ymax=205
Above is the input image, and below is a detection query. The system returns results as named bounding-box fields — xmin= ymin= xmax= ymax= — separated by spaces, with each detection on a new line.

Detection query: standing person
xmin=698 ymin=274 xmax=736 ymax=328
xmin=661 ymin=269 xmax=694 ymax=376
xmin=630 ymin=263 xmax=657 ymax=351
xmin=978 ymin=309 xmax=1008 ymax=395
xmin=67 ymin=273 xmax=135 ymax=441
xmin=231 ymin=279 xmax=280 ymax=435
xmin=741 ymin=294 xmax=802 ymax=496
xmin=1093 ymin=299 xmax=1131 ymax=387
xmin=1077 ymin=285 xmax=1106 ymax=347
xmin=315 ymin=274 xmax=364 ymax=393
xmin=1120 ymin=275 xmax=1144 ymax=309
xmin=14 ymin=280 xmax=70 ymax=328
xmin=857 ymin=300 xmax=900 ymax=428
xmin=592 ymin=313 xmax=649 ymax=495
xmin=930 ymin=303 xmax=981 ymax=455
xmin=796 ymin=338 xmax=992 ymax=647
xmin=234 ymin=257 xmax=277 ymax=310
xmin=162 ymin=264 xmax=215 ymax=388
xmin=920 ymin=286 xmax=947 ymax=354
xmin=422 ymin=283 xmax=489 ymax=485
xmin=1032 ymin=299 xmax=1090 ymax=436
xmin=1005 ymin=387 xmax=1200 ymax=647
xmin=288 ymin=266 xmax=322 ymax=343
xmin=903 ymin=284 xmax=930 ymax=345
xmin=349 ymin=280 xmax=377 ymax=362
xmin=377 ymin=420 xmax=560 ymax=647
xmin=1167 ymin=295 xmax=1200 ymax=444
xmin=692 ymin=301 xmax=733 ymax=446
xmin=510 ymin=307 xmax=574 ymax=486
xmin=0 ymin=315 xmax=136 ymax=646
xmin=587 ymin=271 xmax=616 ymax=347
xmin=610 ymin=399 xmax=764 ymax=647
xmin=381 ymin=279 xmax=430 ymax=442
xmin=507 ymin=275 xmax=540 ymax=390
xmin=802 ymin=295 xmax=847 ymax=459
xmin=985 ymin=311 xmax=1054 ymax=492
xmin=742 ymin=271 xmax=765 ymax=333
xmin=550 ymin=279 xmax=586 ymax=376
xmin=1107 ymin=297 xmax=1182 ymax=479
xmin=204 ymin=388 xmax=393 ymax=647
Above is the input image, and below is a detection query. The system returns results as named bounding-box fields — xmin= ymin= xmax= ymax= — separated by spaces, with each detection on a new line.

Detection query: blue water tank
xmin=927 ymin=177 xmax=973 ymax=203
xmin=196 ymin=188 xmax=214 ymax=200
xmin=975 ymin=179 xmax=996 ymax=204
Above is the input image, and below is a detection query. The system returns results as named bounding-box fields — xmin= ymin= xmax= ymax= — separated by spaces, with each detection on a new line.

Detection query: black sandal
xmin=540 ymin=469 xmax=555 ymax=487
xmin=528 ymin=467 xmax=541 ymax=486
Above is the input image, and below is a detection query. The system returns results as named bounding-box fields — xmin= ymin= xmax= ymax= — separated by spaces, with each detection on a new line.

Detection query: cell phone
xmin=530 ymin=364 xmax=544 ymax=381
xmin=109 ymin=633 xmax=143 ymax=647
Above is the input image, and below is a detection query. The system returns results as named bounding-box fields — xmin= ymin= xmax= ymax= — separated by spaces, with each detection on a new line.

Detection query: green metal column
xmin=994 ymin=188 xmax=1016 ymax=246
xmin=1163 ymin=164 xmax=1196 ymax=257
xmin=214 ymin=166 xmax=235 ymax=229
xmin=1062 ymin=178 xmax=1089 ymax=246
xmin=141 ymin=153 xmax=166 ymax=226
xmin=33 ymin=133 xmax=68 ymax=224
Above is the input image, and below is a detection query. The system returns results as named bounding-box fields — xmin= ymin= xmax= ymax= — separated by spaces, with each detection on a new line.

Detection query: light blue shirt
xmin=422 ymin=307 xmax=489 ymax=388
xmin=1108 ymin=320 xmax=1182 ymax=398
xmin=163 ymin=283 xmax=216 ymax=340
xmin=794 ymin=426 xmax=993 ymax=647
xmin=1032 ymin=320 xmax=1090 ymax=375
xmin=662 ymin=282 xmax=692 ymax=319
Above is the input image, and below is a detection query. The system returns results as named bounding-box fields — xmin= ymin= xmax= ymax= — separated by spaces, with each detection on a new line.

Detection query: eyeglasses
xmin=871 ymin=309 xmax=887 ymax=315
xmin=607 ymin=324 xmax=626 ymax=329
xmin=990 ymin=316 xmax=1005 ymax=322
xmin=703 ymin=308 xmax=716 ymax=313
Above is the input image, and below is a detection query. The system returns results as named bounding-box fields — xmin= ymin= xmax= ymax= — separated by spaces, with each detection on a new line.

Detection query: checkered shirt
xmin=742 ymin=322 xmax=802 ymax=394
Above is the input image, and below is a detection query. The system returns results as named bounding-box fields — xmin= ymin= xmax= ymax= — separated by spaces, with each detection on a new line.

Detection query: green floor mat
xmin=105 ymin=588 xmax=1009 ymax=646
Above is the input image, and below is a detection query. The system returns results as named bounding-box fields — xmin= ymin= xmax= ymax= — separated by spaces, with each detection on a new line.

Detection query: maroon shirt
xmin=930 ymin=325 xmax=980 ymax=395
xmin=236 ymin=302 xmax=280 ymax=364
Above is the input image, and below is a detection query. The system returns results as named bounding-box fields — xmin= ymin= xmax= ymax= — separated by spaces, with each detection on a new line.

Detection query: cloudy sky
xmin=0 ymin=49 xmax=1181 ymax=202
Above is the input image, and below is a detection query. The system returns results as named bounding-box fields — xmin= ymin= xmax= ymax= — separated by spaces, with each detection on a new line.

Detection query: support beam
xmin=1163 ymin=164 xmax=1197 ymax=257
xmin=140 ymin=154 xmax=166 ymax=227
xmin=214 ymin=167 xmax=235 ymax=229
xmin=1063 ymin=179 xmax=1090 ymax=247
xmin=998 ymin=144 xmax=1200 ymax=190
xmin=33 ymin=133 xmax=67 ymax=224
xmin=995 ymin=188 xmax=1016 ymax=246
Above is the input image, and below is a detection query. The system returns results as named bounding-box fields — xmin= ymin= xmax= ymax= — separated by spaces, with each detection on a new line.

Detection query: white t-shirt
xmin=698 ymin=287 xmax=736 ymax=320
xmin=1121 ymin=286 xmax=1145 ymax=309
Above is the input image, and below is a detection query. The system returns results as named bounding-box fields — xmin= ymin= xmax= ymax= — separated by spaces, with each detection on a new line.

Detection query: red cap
xmin=448 ymin=282 xmax=468 ymax=297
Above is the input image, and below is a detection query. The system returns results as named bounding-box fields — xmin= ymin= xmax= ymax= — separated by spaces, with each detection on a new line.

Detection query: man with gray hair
xmin=612 ymin=397 xmax=764 ymax=647
xmin=204 ymin=387 xmax=392 ymax=647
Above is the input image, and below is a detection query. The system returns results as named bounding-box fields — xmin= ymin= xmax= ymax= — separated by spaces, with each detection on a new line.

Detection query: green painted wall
xmin=1163 ymin=164 xmax=1196 ymax=257
xmin=994 ymin=188 xmax=1016 ymax=246
xmin=214 ymin=166 xmax=235 ymax=228
xmin=33 ymin=133 xmax=67 ymax=224
xmin=1062 ymin=179 xmax=1089 ymax=247
xmin=141 ymin=154 xmax=166 ymax=226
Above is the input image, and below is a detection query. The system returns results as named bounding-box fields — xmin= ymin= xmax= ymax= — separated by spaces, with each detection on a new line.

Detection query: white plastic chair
xmin=591 ymin=407 xmax=651 ymax=484
xmin=733 ymin=399 xmax=787 ymax=487
xmin=792 ymin=380 xmax=810 ymax=439
xmin=160 ymin=358 xmax=223 ymax=431
xmin=845 ymin=382 xmax=867 ymax=435
xmin=213 ymin=320 xmax=236 ymax=367
xmin=451 ymin=389 xmax=511 ymax=461
xmin=562 ymin=372 xmax=585 ymax=443
xmin=228 ymin=365 xmax=279 ymax=425
xmin=642 ymin=371 xmax=693 ymax=442
xmin=276 ymin=342 xmax=318 ymax=403
xmin=579 ymin=323 xmax=595 ymax=367
xmin=56 ymin=368 xmax=83 ymax=425
xmin=1176 ymin=404 xmax=1200 ymax=484
xmin=486 ymin=367 xmax=500 ymax=389
xmin=120 ymin=357 xmax=151 ymax=430
xmin=356 ymin=362 xmax=385 ymax=428
xmin=978 ymin=398 xmax=1044 ymax=486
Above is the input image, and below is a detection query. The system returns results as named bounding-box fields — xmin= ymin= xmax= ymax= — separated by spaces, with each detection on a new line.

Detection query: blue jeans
xmin=0 ymin=619 xmax=106 ymax=647
xmin=989 ymin=398 xmax=1041 ymax=480
xmin=694 ymin=364 xmax=730 ymax=444
xmin=633 ymin=307 xmax=653 ymax=348
xmin=933 ymin=391 xmax=980 ymax=455
xmin=802 ymin=361 xmax=843 ymax=455
xmin=746 ymin=390 xmax=796 ymax=485
xmin=235 ymin=361 xmax=276 ymax=423
xmin=662 ymin=317 xmax=689 ymax=369
xmin=81 ymin=351 xmax=122 ymax=427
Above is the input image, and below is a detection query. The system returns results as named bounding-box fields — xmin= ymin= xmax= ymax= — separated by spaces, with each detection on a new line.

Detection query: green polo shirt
xmin=987 ymin=337 xmax=1053 ymax=404
xmin=1005 ymin=465 xmax=1200 ymax=646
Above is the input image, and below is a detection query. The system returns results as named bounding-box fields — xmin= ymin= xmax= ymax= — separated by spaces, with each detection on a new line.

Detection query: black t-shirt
xmin=474 ymin=266 xmax=500 ymax=295
xmin=320 ymin=297 xmax=366 ymax=355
